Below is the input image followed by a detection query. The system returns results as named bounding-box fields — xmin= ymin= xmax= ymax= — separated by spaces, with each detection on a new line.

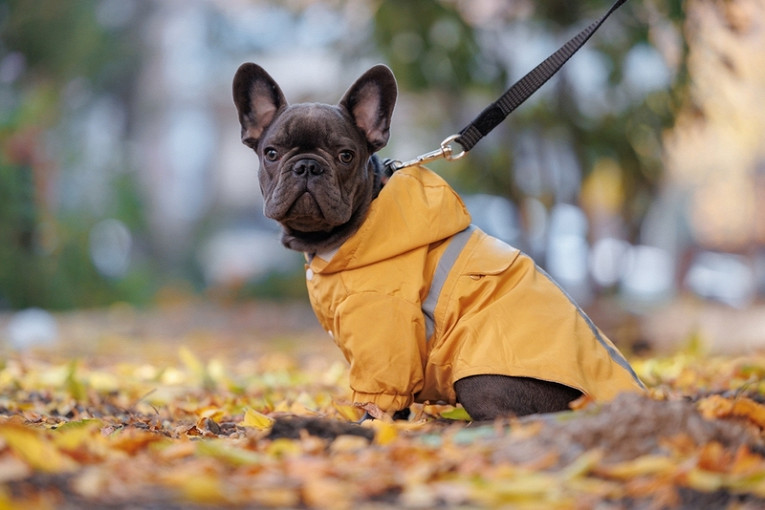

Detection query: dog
xmin=233 ymin=63 xmax=644 ymax=420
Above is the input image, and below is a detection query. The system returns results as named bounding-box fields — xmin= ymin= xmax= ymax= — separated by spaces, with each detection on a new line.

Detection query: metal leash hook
xmin=385 ymin=134 xmax=467 ymax=173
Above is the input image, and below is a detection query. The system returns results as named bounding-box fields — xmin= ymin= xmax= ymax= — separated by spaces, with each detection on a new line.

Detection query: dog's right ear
xmin=232 ymin=63 xmax=287 ymax=149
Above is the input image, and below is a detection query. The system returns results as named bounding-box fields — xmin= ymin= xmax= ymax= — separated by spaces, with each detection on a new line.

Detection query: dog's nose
xmin=293 ymin=159 xmax=324 ymax=176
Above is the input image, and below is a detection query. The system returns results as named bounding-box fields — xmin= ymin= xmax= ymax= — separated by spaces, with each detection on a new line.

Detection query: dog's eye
xmin=338 ymin=151 xmax=354 ymax=164
xmin=264 ymin=148 xmax=279 ymax=162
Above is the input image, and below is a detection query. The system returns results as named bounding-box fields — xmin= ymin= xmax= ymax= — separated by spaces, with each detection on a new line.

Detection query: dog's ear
xmin=232 ymin=63 xmax=287 ymax=149
xmin=339 ymin=65 xmax=397 ymax=152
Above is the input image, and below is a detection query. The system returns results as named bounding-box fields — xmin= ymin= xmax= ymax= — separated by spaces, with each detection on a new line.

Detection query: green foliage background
xmin=0 ymin=0 xmax=688 ymax=309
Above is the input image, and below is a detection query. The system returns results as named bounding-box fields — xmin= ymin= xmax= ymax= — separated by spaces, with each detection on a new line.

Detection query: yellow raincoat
xmin=305 ymin=165 xmax=644 ymax=412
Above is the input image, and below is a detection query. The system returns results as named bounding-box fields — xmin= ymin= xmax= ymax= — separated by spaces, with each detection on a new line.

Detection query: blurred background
xmin=1 ymin=0 xmax=764 ymax=352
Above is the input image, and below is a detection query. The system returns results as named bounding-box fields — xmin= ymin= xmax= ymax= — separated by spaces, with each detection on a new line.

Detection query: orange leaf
xmin=109 ymin=426 xmax=165 ymax=455
xmin=731 ymin=445 xmax=765 ymax=476
xmin=569 ymin=393 xmax=596 ymax=410
xmin=698 ymin=395 xmax=734 ymax=420
xmin=730 ymin=398 xmax=765 ymax=428
xmin=697 ymin=441 xmax=732 ymax=473
xmin=698 ymin=395 xmax=765 ymax=428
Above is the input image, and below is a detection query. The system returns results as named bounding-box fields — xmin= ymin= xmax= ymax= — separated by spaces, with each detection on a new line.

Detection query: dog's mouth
xmin=280 ymin=191 xmax=331 ymax=231
xmin=265 ymin=181 xmax=350 ymax=232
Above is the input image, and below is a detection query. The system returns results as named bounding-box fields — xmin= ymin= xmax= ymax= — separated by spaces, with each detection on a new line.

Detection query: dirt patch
xmin=497 ymin=392 xmax=762 ymax=466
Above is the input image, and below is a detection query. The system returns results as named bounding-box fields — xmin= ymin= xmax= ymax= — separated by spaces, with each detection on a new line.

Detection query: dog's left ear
xmin=339 ymin=65 xmax=397 ymax=152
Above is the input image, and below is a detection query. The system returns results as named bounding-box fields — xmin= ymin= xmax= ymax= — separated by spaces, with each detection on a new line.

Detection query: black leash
xmin=384 ymin=0 xmax=631 ymax=174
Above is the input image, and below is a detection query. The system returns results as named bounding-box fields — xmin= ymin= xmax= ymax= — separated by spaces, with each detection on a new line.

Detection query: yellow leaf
xmin=598 ymin=455 xmax=676 ymax=480
xmin=240 ymin=408 xmax=274 ymax=430
xmin=178 ymin=347 xmax=216 ymax=389
xmin=273 ymin=400 xmax=291 ymax=413
xmin=0 ymin=424 xmax=78 ymax=473
xmin=266 ymin=438 xmax=302 ymax=458
xmin=289 ymin=401 xmax=316 ymax=416
xmin=65 ymin=360 xmax=86 ymax=401
xmin=472 ymin=470 xmax=564 ymax=505
xmin=332 ymin=401 xmax=363 ymax=422
xmin=197 ymin=406 xmax=225 ymax=422
xmin=562 ymin=449 xmax=603 ymax=479
xmin=196 ymin=440 xmax=261 ymax=466
xmin=371 ymin=421 xmax=398 ymax=446
xmin=181 ymin=475 xmax=227 ymax=504
xmin=683 ymin=331 xmax=707 ymax=358
xmin=207 ymin=358 xmax=226 ymax=383
xmin=178 ymin=347 xmax=204 ymax=376
xmin=685 ymin=468 xmax=725 ymax=492
xmin=53 ymin=420 xmax=104 ymax=451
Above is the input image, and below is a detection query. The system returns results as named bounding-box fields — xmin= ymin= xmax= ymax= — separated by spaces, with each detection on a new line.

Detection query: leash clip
xmin=385 ymin=134 xmax=467 ymax=173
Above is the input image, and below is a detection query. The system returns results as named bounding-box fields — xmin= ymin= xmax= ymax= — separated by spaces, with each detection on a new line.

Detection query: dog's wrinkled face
xmin=255 ymin=104 xmax=369 ymax=232
xmin=232 ymin=64 xmax=397 ymax=253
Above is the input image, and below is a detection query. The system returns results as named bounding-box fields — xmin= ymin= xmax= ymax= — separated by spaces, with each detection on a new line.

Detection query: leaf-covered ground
xmin=1 ymin=301 xmax=764 ymax=509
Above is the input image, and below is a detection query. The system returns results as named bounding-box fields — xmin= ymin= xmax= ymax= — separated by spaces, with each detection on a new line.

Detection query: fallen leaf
xmin=266 ymin=438 xmax=303 ymax=458
xmin=597 ymin=454 xmax=683 ymax=480
xmin=332 ymin=401 xmax=363 ymax=422
xmin=2 ymin=306 xmax=765 ymax=509
xmin=195 ymin=440 xmax=261 ymax=466
xmin=569 ymin=393 xmax=596 ymax=410
xmin=370 ymin=421 xmax=398 ymax=445
xmin=239 ymin=408 xmax=274 ymax=430
xmin=697 ymin=394 xmax=765 ymax=429
xmin=355 ymin=402 xmax=391 ymax=422
xmin=0 ymin=424 xmax=78 ymax=473
xmin=439 ymin=406 xmax=471 ymax=421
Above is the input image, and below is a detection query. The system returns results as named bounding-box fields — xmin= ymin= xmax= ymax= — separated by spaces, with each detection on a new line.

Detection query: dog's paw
xmin=354 ymin=402 xmax=410 ymax=422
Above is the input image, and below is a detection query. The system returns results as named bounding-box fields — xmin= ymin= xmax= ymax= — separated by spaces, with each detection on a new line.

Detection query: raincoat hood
xmin=309 ymin=165 xmax=471 ymax=272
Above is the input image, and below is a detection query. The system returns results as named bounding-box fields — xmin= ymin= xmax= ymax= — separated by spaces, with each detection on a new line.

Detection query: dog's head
xmin=232 ymin=64 xmax=397 ymax=253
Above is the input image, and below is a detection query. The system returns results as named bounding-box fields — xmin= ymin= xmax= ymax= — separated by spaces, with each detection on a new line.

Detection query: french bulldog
xmin=232 ymin=63 xmax=643 ymax=420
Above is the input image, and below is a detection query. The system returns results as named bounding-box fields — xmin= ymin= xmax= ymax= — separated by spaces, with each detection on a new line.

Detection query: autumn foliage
xmin=1 ymin=303 xmax=764 ymax=509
